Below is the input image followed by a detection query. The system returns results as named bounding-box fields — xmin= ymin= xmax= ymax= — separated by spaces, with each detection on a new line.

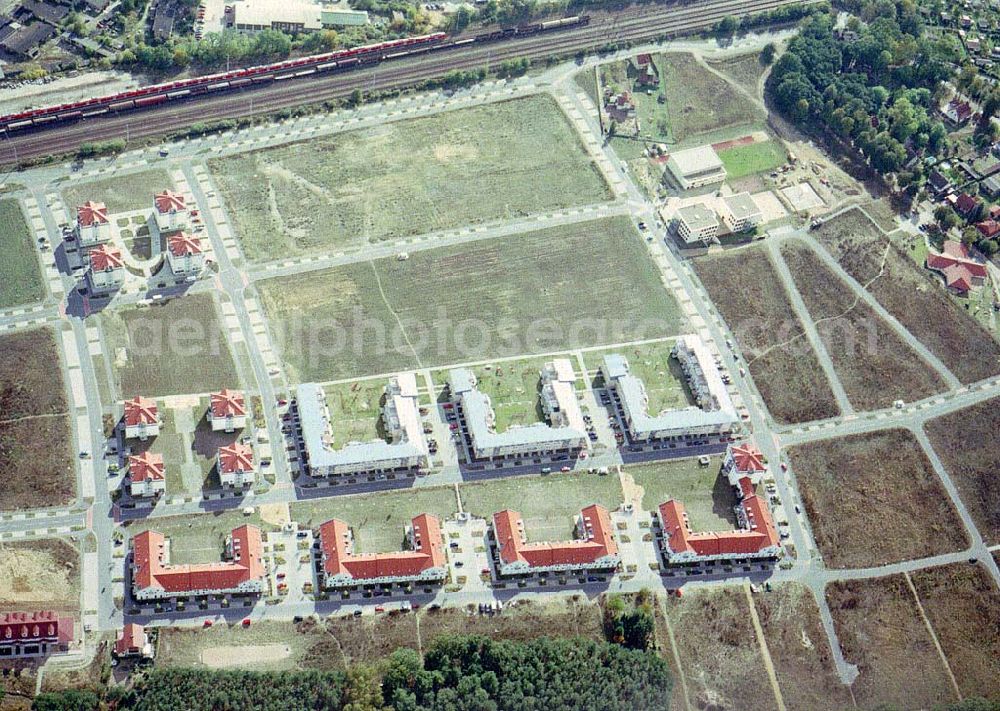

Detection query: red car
xmin=241 ymin=618 xmax=251 ymax=627
xmin=203 ymin=620 xmax=213 ymax=628
xmin=375 ymin=606 xmax=385 ymax=613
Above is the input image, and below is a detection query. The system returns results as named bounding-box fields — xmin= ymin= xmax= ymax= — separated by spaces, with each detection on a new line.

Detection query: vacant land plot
xmin=209 ymin=96 xmax=611 ymax=261
xmin=259 ymin=217 xmax=684 ymax=382
xmin=664 ymin=586 xmax=777 ymax=711
xmin=910 ymin=563 xmax=1000 ymax=698
xmin=0 ymin=327 xmax=66 ymax=419
xmin=0 ymin=199 xmax=44 ymax=309
xmin=419 ymin=597 xmax=603 ymax=645
xmin=0 ymin=539 xmax=79 ymax=614
xmin=290 ymin=486 xmax=458 ymax=554
xmin=458 ymin=472 xmax=622 ymax=542
xmin=705 ymin=51 xmax=768 ymax=98
xmin=827 ymin=575 xmax=955 ymax=709
xmin=61 ymin=169 xmax=173 ymax=214
xmin=815 ymin=208 xmax=1000 ymax=383
xmin=787 ymin=430 xmax=967 ymax=568
xmin=694 ymin=246 xmax=839 ymax=424
xmin=99 ymin=294 xmax=240 ymax=398
xmin=718 ymin=140 xmax=787 ymax=180
xmin=625 ymin=458 xmax=737 ymax=532
xmin=323 ymin=380 xmax=389 ymax=445
xmin=158 ymin=621 xmax=328 ymax=671
xmin=780 ymin=241 xmax=947 ymax=410
xmin=925 ymin=396 xmax=1000 ymax=544
xmin=583 ymin=339 xmax=693 ymax=415
xmin=126 ymin=509 xmax=278 ymax=566
xmin=574 ymin=66 xmax=600 ymax=107
xmin=658 ymin=52 xmax=763 ymax=146
xmin=755 ymin=583 xmax=854 ymax=711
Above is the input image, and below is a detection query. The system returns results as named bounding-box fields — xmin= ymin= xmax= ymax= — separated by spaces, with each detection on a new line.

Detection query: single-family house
xmin=114 ymin=623 xmax=153 ymax=659
xmin=926 ymin=239 xmax=988 ymax=294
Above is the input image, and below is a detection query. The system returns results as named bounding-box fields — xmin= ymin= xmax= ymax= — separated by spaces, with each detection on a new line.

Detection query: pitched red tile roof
xmin=168 ymin=232 xmax=202 ymax=257
xmin=0 ymin=611 xmax=73 ymax=645
xmin=493 ymin=504 xmax=618 ymax=568
xmin=123 ymin=396 xmax=158 ymax=427
xmin=89 ymin=244 xmax=124 ymax=271
xmin=129 ymin=451 xmax=164 ymax=483
xmin=927 ymin=240 xmax=987 ymax=292
xmin=658 ymin=477 xmax=779 ymax=558
xmin=319 ymin=514 xmax=445 ymax=581
xmin=210 ymin=389 xmax=246 ymax=419
xmin=114 ymin=623 xmax=147 ymax=656
xmin=77 ymin=201 xmax=108 ymax=227
xmin=955 ymin=192 xmax=980 ymax=215
xmin=218 ymin=443 xmax=253 ymax=474
xmin=729 ymin=443 xmax=766 ymax=474
xmin=132 ymin=525 xmax=265 ymax=595
xmin=154 ymin=189 xmax=186 ymax=214
xmin=976 ymin=220 xmax=1000 ymax=239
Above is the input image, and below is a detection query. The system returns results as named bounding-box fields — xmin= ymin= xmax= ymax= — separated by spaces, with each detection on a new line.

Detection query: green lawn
xmin=582 ymin=339 xmax=693 ymax=416
xmin=458 ymin=473 xmax=623 ymax=543
xmin=61 ymin=169 xmax=173 ymax=214
xmin=209 ymin=95 xmax=613 ymax=262
xmin=0 ymin=199 xmax=45 ymax=309
xmin=323 ymin=380 xmax=388 ymax=445
xmin=258 ymin=217 xmax=686 ymax=382
xmin=718 ymin=140 xmax=787 ymax=180
xmin=127 ymin=510 xmax=278 ymax=566
xmin=625 ymin=458 xmax=738 ymax=532
xmin=290 ymin=486 xmax=458 ymax=554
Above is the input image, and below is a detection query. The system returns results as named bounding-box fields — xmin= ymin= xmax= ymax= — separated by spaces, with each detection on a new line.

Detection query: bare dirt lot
xmin=787 ymin=429 xmax=967 ymax=568
xmin=693 ymin=245 xmax=840 ymax=424
xmin=814 ymin=208 xmax=1000 ymax=383
xmin=0 ymin=539 xmax=80 ymax=614
xmin=780 ymin=240 xmax=948 ymax=410
xmin=925 ymin=396 xmax=1000 ymax=545
xmin=827 ymin=574 xmax=955 ymax=709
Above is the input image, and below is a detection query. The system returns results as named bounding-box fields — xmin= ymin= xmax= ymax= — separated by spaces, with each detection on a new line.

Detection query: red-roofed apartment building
xmin=128 ymin=451 xmax=165 ymax=498
xmin=656 ymin=477 xmax=781 ymax=565
xmin=87 ymin=244 xmax=125 ymax=295
xmin=926 ymin=240 xmax=988 ymax=295
xmin=491 ymin=504 xmax=620 ymax=577
xmin=123 ymin=396 xmax=160 ymax=441
xmin=0 ymin=611 xmax=74 ymax=658
xmin=131 ymin=525 xmax=266 ymax=600
xmin=318 ymin=514 xmax=446 ymax=588
xmin=153 ymin=189 xmax=189 ymax=233
xmin=114 ymin=623 xmax=153 ymax=659
xmin=208 ymin=389 xmax=247 ymax=433
xmin=166 ymin=232 xmax=205 ymax=277
xmin=74 ymin=200 xmax=112 ymax=247
xmin=218 ymin=442 xmax=255 ymax=488
xmin=722 ymin=442 xmax=767 ymax=487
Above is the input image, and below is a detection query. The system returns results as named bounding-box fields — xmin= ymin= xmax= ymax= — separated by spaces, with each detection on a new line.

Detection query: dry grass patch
xmin=780 ymin=241 xmax=948 ymax=409
xmin=0 ymin=416 xmax=75 ymax=510
xmin=787 ymin=429 xmax=967 ymax=568
xmin=694 ymin=245 xmax=839 ymax=424
xmin=827 ymin=575 xmax=956 ymax=709
xmin=925 ymin=396 xmax=1000 ymax=544
xmin=418 ymin=597 xmax=603 ymax=646
xmin=0 ymin=539 xmax=80 ymax=614
xmin=0 ymin=327 xmax=66 ymax=419
xmin=157 ymin=621 xmax=326 ymax=671
xmin=61 ymin=169 xmax=173 ymax=214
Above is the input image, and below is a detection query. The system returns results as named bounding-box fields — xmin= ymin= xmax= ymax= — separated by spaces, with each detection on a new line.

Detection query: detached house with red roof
xmin=74 ymin=200 xmax=112 ymax=247
xmin=218 ymin=442 xmax=255 ymax=488
xmin=317 ymin=514 xmax=446 ymax=588
xmin=722 ymin=442 xmax=767 ymax=487
xmin=490 ymin=504 xmax=619 ymax=577
xmin=942 ymin=97 xmax=973 ymax=125
xmin=128 ymin=451 xmax=165 ymax=498
xmin=87 ymin=244 xmax=125 ymax=295
xmin=152 ymin=189 xmax=189 ymax=234
xmin=926 ymin=240 xmax=988 ymax=295
xmin=166 ymin=232 xmax=205 ymax=278
xmin=633 ymin=53 xmax=659 ymax=87
xmin=208 ymin=389 xmax=247 ymax=432
xmin=114 ymin=623 xmax=153 ymax=659
xmin=123 ymin=396 xmax=160 ymax=440
xmin=131 ymin=524 xmax=265 ymax=600
xmin=0 ymin=611 xmax=74 ymax=658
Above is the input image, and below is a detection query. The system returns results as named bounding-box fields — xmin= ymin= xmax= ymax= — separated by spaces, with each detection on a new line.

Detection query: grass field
xmin=0 ymin=199 xmax=44 ymax=309
xmin=909 ymin=563 xmax=1000 ymax=698
xmin=157 ymin=620 xmax=329 ymax=672
xmin=259 ymin=217 xmax=685 ymax=382
xmin=663 ymin=586 xmax=777 ymax=711
xmin=583 ymin=339 xmax=693 ymax=416
xmin=693 ymin=246 xmax=840 ymax=424
xmin=126 ymin=510 xmax=278 ymax=566
xmin=814 ymin=208 xmax=1000 ymax=383
xmin=624 ymin=458 xmax=737 ymax=532
xmin=780 ymin=241 xmax=948 ymax=410
xmin=574 ymin=66 xmax=600 ymax=107
xmin=717 ymin=140 xmax=787 ymax=180
xmin=827 ymin=575 xmax=956 ymax=709
xmin=0 ymin=539 xmax=80 ymax=614
xmin=0 ymin=328 xmax=75 ymax=510
xmin=754 ymin=583 xmax=855 ymax=711
xmin=208 ymin=95 xmax=612 ymax=262
xmin=99 ymin=294 xmax=240 ymax=398
xmin=458 ymin=472 xmax=622 ymax=542
xmin=289 ymin=486 xmax=458 ymax=554
xmin=787 ymin=430 xmax=967 ymax=568
xmin=705 ymin=51 xmax=769 ymax=99
xmin=323 ymin=380 xmax=389 ymax=445
xmin=61 ymin=169 xmax=173 ymax=214
xmin=925 ymin=396 xmax=1000 ymax=544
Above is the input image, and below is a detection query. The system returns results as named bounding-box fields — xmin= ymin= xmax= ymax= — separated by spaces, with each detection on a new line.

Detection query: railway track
xmin=1 ymin=0 xmax=815 ymax=164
